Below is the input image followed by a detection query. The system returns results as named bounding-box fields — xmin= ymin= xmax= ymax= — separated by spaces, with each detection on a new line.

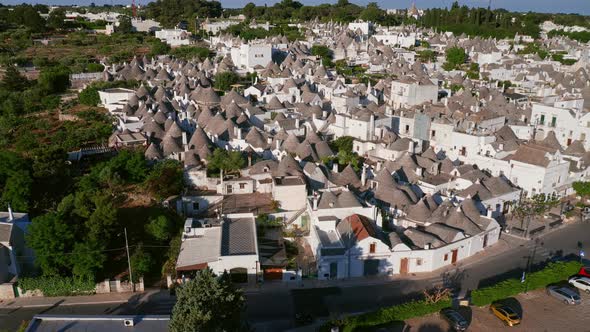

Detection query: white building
xmin=0 ymin=208 xmax=33 ymax=287
xmin=176 ymin=214 xmax=259 ymax=283
xmin=390 ymin=77 xmax=438 ymax=109
xmin=230 ymin=44 xmax=272 ymax=72
xmin=155 ymin=29 xmax=191 ymax=47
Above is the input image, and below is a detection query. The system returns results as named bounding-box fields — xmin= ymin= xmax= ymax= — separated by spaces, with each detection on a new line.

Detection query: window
xmin=356 ymin=146 xmax=360 ymax=151
xmin=369 ymin=243 xmax=376 ymax=254
xmin=540 ymin=114 xmax=545 ymax=125
xmin=192 ymin=202 xmax=199 ymax=210
xmin=551 ymin=116 xmax=557 ymax=127
xmin=226 ymin=185 xmax=233 ymax=194
xmin=581 ymin=133 xmax=586 ymax=141
xmin=444 ymin=254 xmax=448 ymax=261
xmin=405 ymin=125 xmax=410 ymax=133
xmin=431 ymin=130 xmax=436 ymax=138
xmin=416 ymin=258 xmax=423 ymax=266
xmin=239 ymin=183 xmax=246 ymax=189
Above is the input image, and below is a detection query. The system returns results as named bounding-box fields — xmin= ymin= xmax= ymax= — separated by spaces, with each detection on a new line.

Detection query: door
xmin=483 ymin=234 xmax=489 ymax=248
xmin=400 ymin=258 xmax=409 ymax=274
xmin=329 ymin=262 xmax=338 ymax=279
xmin=363 ymin=259 xmax=380 ymax=276
xmin=451 ymin=249 xmax=458 ymax=264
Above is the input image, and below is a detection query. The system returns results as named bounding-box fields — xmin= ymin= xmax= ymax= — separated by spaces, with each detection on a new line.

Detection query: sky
xmin=3 ymin=0 xmax=590 ymax=15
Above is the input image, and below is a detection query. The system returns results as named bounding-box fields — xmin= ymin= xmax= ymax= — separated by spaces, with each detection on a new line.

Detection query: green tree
xmin=1 ymin=66 xmax=29 ymax=92
xmin=207 ymin=149 xmax=245 ymax=176
xmin=38 ymin=65 xmax=70 ymax=94
xmin=360 ymin=2 xmax=383 ymax=23
xmin=213 ymin=71 xmax=240 ymax=92
xmin=573 ymin=181 xmax=590 ymax=198
xmin=47 ymin=8 xmax=66 ymax=30
xmin=311 ymin=44 xmax=334 ymax=67
xmin=71 ymin=239 xmax=106 ymax=279
xmin=443 ymin=47 xmax=466 ymax=71
xmin=146 ymin=215 xmax=172 ymax=241
xmin=169 ymin=269 xmax=246 ymax=332
xmin=26 ymin=213 xmax=76 ymax=276
xmin=130 ymin=245 xmax=152 ymax=282
xmin=117 ymin=16 xmax=134 ymax=34
xmin=144 ymin=160 xmax=184 ymax=200
xmin=1 ymin=170 xmax=32 ymax=212
xmin=513 ymin=194 xmax=559 ymax=237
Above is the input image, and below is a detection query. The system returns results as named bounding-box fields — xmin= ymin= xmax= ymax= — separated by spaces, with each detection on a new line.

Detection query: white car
xmin=569 ymin=276 xmax=590 ymax=293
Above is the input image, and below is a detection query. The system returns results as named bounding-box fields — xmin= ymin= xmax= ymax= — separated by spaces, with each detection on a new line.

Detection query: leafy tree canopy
xmin=207 ymin=149 xmax=245 ymax=176
xmin=169 ymin=269 xmax=246 ymax=332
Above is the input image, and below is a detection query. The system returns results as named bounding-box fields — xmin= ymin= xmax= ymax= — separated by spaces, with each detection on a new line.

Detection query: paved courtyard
xmin=406 ymin=288 xmax=590 ymax=331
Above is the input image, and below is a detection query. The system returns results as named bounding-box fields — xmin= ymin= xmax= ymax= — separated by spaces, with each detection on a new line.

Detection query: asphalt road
xmin=2 ymin=222 xmax=589 ymax=332
xmin=246 ymin=221 xmax=590 ymax=330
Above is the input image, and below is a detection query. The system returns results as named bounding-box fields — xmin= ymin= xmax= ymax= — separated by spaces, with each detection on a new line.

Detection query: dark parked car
xmin=440 ymin=308 xmax=469 ymax=331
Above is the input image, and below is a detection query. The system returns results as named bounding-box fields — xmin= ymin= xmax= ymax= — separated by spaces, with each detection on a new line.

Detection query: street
xmin=1 ymin=222 xmax=589 ymax=332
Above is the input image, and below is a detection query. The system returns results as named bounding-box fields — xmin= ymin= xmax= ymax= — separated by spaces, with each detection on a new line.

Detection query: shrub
xmin=18 ymin=276 xmax=95 ymax=297
xmin=471 ymin=261 xmax=581 ymax=306
xmin=326 ymin=297 xmax=451 ymax=332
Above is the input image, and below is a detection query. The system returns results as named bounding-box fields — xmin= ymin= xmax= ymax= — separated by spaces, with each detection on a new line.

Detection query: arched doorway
xmin=229 ymin=267 xmax=248 ymax=283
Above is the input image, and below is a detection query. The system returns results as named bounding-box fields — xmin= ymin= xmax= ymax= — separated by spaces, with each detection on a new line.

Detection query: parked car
xmin=569 ymin=276 xmax=590 ymax=293
xmin=578 ymin=266 xmax=590 ymax=277
xmin=546 ymin=285 xmax=581 ymax=305
xmin=490 ymin=303 xmax=521 ymax=327
xmin=440 ymin=308 xmax=469 ymax=331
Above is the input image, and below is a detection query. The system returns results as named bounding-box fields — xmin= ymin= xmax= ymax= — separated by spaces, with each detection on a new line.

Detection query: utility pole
xmin=125 ymin=228 xmax=135 ymax=292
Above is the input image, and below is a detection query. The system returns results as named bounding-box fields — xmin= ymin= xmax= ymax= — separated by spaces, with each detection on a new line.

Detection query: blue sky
xmin=5 ymin=0 xmax=590 ymax=15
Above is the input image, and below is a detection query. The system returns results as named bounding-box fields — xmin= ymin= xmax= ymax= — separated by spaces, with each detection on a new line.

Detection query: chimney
xmin=361 ymin=164 xmax=367 ymax=186
xmin=248 ymin=153 xmax=252 ymax=167
xmin=322 ymin=110 xmax=328 ymax=118
xmin=295 ymin=118 xmax=300 ymax=128
xmin=7 ymin=204 xmax=14 ymax=222
xmin=313 ymin=192 xmax=318 ymax=210
xmin=424 ymin=243 xmax=431 ymax=250
xmin=487 ymin=206 xmax=493 ymax=218
xmin=332 ymin=162 xmax=339 ymax=173
xmin=182 ymin=132 xmax=188 ymax=151
xmin=408 ymin=140 xmax=415 ymax=153
xmin=416 ymin=167 xmax=423 ymax=176
xmin=376 ymin=161 xmax=382 ymax=172
xmin=275 ymin=139 xmax=280 ymax=150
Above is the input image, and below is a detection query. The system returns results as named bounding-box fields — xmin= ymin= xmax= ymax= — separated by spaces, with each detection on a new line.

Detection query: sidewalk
xmin=0 ymin=292 xmax=139 ymax=309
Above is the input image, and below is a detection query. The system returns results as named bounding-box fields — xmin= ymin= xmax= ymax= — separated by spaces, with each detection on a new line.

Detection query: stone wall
xmin=0 ymin=282 xmax=15 ymax=300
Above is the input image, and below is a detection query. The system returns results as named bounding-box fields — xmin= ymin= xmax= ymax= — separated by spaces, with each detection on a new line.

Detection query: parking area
xmin=406 ymin=288 xmax=590 ymax=331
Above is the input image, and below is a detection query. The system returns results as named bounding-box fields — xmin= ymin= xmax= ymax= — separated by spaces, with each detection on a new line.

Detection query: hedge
xmin=325 ymin=297 xmax=452 ymax=332
xmin=19 ymin=276 xmax=95 ymax=297
xmin=471 ymin=261 xmax=582 ymax=306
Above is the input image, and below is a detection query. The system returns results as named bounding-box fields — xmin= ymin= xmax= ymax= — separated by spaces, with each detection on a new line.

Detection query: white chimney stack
xmin=7 ymin=204 xmax=14 ymax=222
xmin=361 ymin=164 xmax=367 ymax=186
xmin=312 ymin=192 xmax=318 ymax=210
